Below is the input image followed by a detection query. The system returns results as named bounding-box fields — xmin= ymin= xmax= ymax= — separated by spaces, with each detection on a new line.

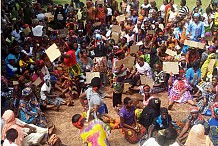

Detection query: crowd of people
xmin=1 ymin=0 xmax=218 ymax=145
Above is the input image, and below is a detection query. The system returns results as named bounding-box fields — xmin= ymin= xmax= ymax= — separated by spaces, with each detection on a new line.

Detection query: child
xmin=3 ymin=128 xmax=18 ymax=146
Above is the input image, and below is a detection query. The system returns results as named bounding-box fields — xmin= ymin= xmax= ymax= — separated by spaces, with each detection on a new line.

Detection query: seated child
xmin=3 ymin=128 xmax=18 ymax=146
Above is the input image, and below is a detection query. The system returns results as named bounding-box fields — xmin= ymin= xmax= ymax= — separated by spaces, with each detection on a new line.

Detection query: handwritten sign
xmin=140 ymin=75 xmax=153 ymax=87
xmin=163 ymin=62 xmax=179 ymax=74
xmin=165 ymin=49 xmax=177 ymax=56
xmin=86 ymin=72 xmax=100 ymax=84
xmin=45 ymin=13 xmax=54 ymax=22
xmin=45 ymin=43 xmax=61 ymax=62
xmin=136 ymin=41 xmax=143 ymax=46
xmin=111 ymin=25 xmax=121 ymax=33
xmin=115 ymin=57 xmax=135 ymax=69
xmin=208 ymin=59 xmax=216 ymax=72
xmin=33 ymin=77 xmax=42 ymax=86
xmin=13 ymin=81 xmax=19 ymax=85
xmin=23 ymin=27 xmax=31 ymax=36
xmin=130 ymin=45 xmax=139 ymax=54
xmin=116 ymin=15 xmax=125 ymax=23
xmin=147 ymin=30 xmax=155 ymax=35
xmin=111 ymin=32 xmax=120 ymax=44
xmin=58 ymin=28 xmax=68 ymax=38
xmin=184 ymin=40 xmax=205 ymax=49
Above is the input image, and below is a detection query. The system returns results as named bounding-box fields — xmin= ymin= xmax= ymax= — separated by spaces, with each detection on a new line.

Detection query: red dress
xmin=96 ymin=7 xmax=106 ymax=23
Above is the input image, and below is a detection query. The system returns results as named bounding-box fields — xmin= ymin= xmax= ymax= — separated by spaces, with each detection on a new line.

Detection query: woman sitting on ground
xmin=72 ymin=114 xmax=111 ymax=146
xmin=177 ymin=106 xmax=205 ymax=145
xmin=19 ymin=87 xmax=48 ymax=128
xmin=40 ymin=75 xmax=65 ymax=111
xmin=168 ymin=69 xmax=195 ymax=110
xmin=119 ymin=97 xmax=146 ymax=144
xmin=147 ymin=108 xmax=173 ymax=139
xmin=138 ymin=98 xmax=161 ymax=130
xmin=197 ymin=76 xmax=218 ymax=115
xmin=2 ymin=110 xmax=49 ymax=146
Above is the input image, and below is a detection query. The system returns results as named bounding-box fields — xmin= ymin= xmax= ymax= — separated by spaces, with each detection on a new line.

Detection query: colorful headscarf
xmin=22 ymin=87 xmax=32 ymax=96
xmin=211 ymin=102 xmax=218 ymax=118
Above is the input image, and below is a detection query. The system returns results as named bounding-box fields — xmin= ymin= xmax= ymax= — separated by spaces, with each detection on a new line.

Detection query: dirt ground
xmin=45 ymin=87 xmax=192 ymax=146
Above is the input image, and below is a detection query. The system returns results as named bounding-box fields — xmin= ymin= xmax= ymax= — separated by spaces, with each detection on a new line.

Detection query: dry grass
xmin=45 ymin=87 xmax=192 ymax=146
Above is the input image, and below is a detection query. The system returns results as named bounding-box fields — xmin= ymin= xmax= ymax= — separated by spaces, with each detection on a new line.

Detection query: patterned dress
xmin=80 ymin=119 xmax=111 ymax=146
xmin=169 ymin=79 xmax=193 ymax=103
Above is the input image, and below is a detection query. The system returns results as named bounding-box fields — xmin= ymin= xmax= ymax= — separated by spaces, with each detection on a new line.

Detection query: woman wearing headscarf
xmin=201 ymin=50 xmax=218 ymax=82
xmin=186 ymin=13 xmax=205 ymax=42
xmin=168 ymin=69 xmax=195 ymax=110
xmin=112 ymin=49 xmax=127 ymax=108
xmin=185 ymin=124 xmax=212 ymax=146
xmin=139 ymin=98 xmax=161 ymax=130
xmin=2 ymin=110 xmax=49 ymax=146
xmin=40 ymin=75 xmax=63 ymax=111
xmin=2 ymin=110 xmax=24 ymax=146
xmin=19 ymin=87 xmax=47 ymax=128
xmin=197 ymin=76 xmax=218 ymax=115
xmin=177 ymin=106 xmax=205 ymax=145
xmin=72 ymin=114 xmax=111 ymax=146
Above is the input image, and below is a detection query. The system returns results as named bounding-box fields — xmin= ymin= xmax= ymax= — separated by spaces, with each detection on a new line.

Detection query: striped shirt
xmin=178 ymin=5 xmax=189 ymax=17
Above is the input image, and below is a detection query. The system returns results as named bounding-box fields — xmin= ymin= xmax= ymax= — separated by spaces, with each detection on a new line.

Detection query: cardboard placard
xmin=13 ymin=81 xmax=19 ymax=85
xmin=208 ymin=59 xmax=216 ymax=72
xmin=184 ymin=40 xmax=205 ymax=49
xmin=123 ymin=83 xmax=131 ymax=93
xmin=93 ymin=22 xmax=101 ymax=27
xmin=165 ymin=49 xmax=177 ymax=56
xmin=58 ymin=28 xmax=68 ymax=38
xmin=163 ymin=62 xmax=179 ymax=74
xmin=116 ymin=15 xmax=125 ymax=23
xmin=204 ymin=36 xmax=214 ymax=41
xmin=33 ymin=77 xmax=42 ymax=86
xmin=86 ymin=72 xmax=100 ymax=84
xmin=147 ymin=30 xmax=155 ymax=35
xmin=97 ymin=0 xmax=104 ymax=5
xmin=111 ymin=25 xmax=121 ymax=33
xmin=136 ymin=41 xmax=143 ymax=46
xmin=140 ymin=75 xmax=153 ymax=87
xmin=93 ymin=57 xmax=107 ymax=72
xmin=130 ymin=45 xmax=139 ymax=54
xmin=45 ymin=43 xmax=61 ymax=62
xmin=111 ymin=32 xmax=120 ymax=44
xmin=23 ymin=27 xmax=31 ymax=36
xmin=45 ymin=13 xmax=54 ymax=22
xmin=115 ymin=56 xmax=135 ymax=69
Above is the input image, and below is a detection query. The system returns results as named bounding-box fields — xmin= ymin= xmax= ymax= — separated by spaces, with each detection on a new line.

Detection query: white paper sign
xmin=86 ymin=72 xmax=100 ymax=84
xmin=45 ymin=43 xmax=61 ymax=62
xmin=163 ymin=62 xmax=179 ymax=74
xmin=32 ymin=25 xmax=43 ymax=37
xmin=165 ymin=49 xmax=177 ymax=56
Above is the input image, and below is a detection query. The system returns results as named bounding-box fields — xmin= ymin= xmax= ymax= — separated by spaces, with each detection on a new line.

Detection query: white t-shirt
xmin=40 ymin=82 xmax=51 ymax=100
xmin=141 ymin=3 xmax=151 ymax=9
xmin=160 ymin=5 xmax=166 ymax=18
xmin=107 ymin=8 xmax=112 ymax=16
xmin=135 ymin=62 xmax=151 ymax=75
xmin=21 ymin=47 xmax=33 ymax=56
xmin=202 ymin=13 xmax=214 ymax=27
xmin=3 ymin=139 xmax=18 ymax=146
xmin=142 ymin=137 xmax=179 ymax=146
xmin=125 ymin=34 xmax=135 ymax=43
